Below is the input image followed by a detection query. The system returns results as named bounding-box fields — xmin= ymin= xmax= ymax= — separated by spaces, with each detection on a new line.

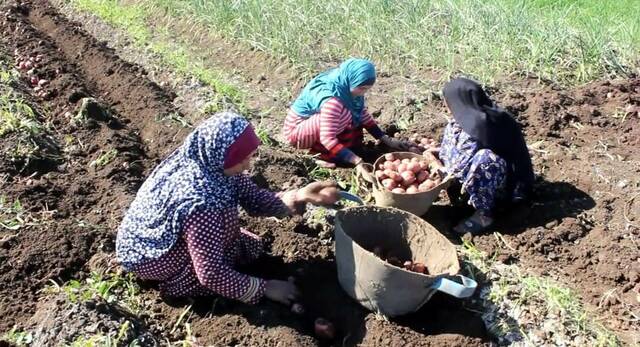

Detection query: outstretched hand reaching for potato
xmin=297 ymin=181 xmax=339 ymax=206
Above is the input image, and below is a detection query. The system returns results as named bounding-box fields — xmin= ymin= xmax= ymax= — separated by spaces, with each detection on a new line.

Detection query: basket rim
xmin=335 ymin=205 xmax=460 ymax=277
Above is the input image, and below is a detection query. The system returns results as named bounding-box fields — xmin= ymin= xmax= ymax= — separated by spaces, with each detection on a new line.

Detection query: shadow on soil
xmin=423 ymin=178 xmax=596 ymax=240
xmin=154 ymin=250 xmax=489 ymax=346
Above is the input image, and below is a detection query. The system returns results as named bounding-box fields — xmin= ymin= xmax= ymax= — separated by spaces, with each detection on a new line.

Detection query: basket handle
xmin=431 ymin=275 xmax=477 ymax=298
xmin=355 ymin=163 xmax=380 ymax=189
xmin=338 ymin=191 xmax=364 ymax=205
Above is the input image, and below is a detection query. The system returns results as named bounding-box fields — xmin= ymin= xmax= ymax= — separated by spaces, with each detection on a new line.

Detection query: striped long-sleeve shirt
xmin=283 ymin=97 xmax=385 ymax=163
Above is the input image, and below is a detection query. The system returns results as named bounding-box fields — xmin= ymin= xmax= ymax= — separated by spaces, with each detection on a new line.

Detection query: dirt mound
xmin=0 ymin=1 xmax=490 ymax=345
xmin=25 ymin=294 xmax=158 ymax=345
xmin=0 ymin=0 xmax=184 ymax=332
xmin=1 ymin=0 xmax=638 ymax=344
xmin=472 ymin=78 xmax=639 ymax=341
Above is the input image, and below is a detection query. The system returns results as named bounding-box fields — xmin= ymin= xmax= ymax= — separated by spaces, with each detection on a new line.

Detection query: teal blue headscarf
xmin=291 ymin=58 xmax=376 ymax=126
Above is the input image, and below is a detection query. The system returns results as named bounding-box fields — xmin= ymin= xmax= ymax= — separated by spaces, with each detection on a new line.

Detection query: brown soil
xmin=0 ymin=0 xmax=183 ymax=333
xmin=0 ymin=0 xmax=638 ymax=345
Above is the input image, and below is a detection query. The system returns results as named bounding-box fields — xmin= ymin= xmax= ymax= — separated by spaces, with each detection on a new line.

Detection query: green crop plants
xmin=89 ymin=149 xmax=118 ymax=168
xmin=49 ymin=272 xmax=142 ymax=314
xmin=2 ymin=327 xmax=33 ymax=346
xmin=143 ymin=0 xmax=638 ymax=85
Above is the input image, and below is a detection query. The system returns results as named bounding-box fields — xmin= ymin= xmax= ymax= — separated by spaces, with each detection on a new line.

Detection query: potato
xmin=403 ymin=261 xmax=413 ymax=270
xmin=397 ymin=163 xmax=408 ymax=173
xmin=314 ymin=318 xmax=335 ymax=339
xmin=400 ymin=171 xmax=416 ymax=185
xmin=406 ymin=185 xmax=419 ymax=194
xmin=407 ymin=162 xmax=421 ymax=173
xmin=392 ymin=187 xmax=405 ymax=194
xmin=416 ymin=170 xmax=429 ymax=183
xmin=412 ymin=262 xmax=426 ymax=273
xmin=421 ymin=179 xmax=436 ymax=190
xmin=381 ymin=178 xmax=397 ymax=190
xmin=389 ymin=171 xmax=403 ymax=183
xmin=384 ymin=153 xmax=395 ymax=161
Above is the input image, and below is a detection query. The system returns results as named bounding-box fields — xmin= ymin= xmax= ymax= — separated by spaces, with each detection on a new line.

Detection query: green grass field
xmin=142 ymin=0 xmax=639 ymax=84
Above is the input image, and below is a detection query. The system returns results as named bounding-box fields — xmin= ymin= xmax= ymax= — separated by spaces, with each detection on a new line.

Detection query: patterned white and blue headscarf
xmin=116 ymin=112 xmax=252 ymax=270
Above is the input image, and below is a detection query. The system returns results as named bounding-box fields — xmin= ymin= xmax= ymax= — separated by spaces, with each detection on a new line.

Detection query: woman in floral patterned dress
xmin=428 ymin=78 xmax=534 ymax=235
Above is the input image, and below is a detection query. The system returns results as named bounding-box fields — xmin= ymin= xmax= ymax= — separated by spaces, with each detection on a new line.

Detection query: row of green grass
xmin=461 ymin=239 xmax=620 ymax=346
xmin=142 ymin=0 xmax=638 ymax=85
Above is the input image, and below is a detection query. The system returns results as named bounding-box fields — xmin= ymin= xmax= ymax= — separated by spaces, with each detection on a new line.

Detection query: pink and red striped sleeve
xmin=319 ymin=98 xmax=358 ymax=162
xmin=360 ymin=108 xmax=385 ymax=139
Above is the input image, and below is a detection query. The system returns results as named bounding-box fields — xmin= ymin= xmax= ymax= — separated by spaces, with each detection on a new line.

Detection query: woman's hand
xmin=281 ymin=181 xmax=339 ymax=215
xmin=265 ymin=278 xmax=300 ymax=306
xmin=422 ymin=143 xmax=440 ymax=155
xmin=297 ymin=181 xmax=340 ymax=206
xmin=280 ymin=190 xmax=306 ymax=215
xmin=381 ymin=135 xmax=411 ymax=151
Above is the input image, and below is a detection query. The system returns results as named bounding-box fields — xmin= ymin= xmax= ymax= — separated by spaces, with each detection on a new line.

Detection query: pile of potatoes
xmin=374 ymin=153 xmax=442 ymax=194
xmin=406 ymin=135 xmax=439 ymax=155
xmin=372 ymin=247 xmax=429 ymax=275
xmin=14 ymin=50 xmax=50 ymax=98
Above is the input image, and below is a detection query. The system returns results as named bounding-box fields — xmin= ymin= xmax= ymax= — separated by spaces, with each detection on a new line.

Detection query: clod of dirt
xmin=75 ymin=97 xmax=110 ymax=124
xmin=68 ymin=88 xmax=88 ymax=103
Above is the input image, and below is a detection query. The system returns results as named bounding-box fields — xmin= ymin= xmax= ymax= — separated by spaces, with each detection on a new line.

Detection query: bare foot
xmin=315 ymin=160 xmax=336 ymax=169
xmin=453 ymin=210 xmax=493 ymax=235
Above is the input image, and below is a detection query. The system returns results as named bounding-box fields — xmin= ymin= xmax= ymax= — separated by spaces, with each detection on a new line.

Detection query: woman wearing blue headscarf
xmin=283 ymin=58 xmax=409 ymax=171
xmin=117 ymin=112 xmax=339 ymax=306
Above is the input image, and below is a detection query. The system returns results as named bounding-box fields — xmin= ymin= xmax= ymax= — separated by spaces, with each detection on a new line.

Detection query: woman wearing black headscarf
xmin=428 ymin=78 xmax=534 ymax=234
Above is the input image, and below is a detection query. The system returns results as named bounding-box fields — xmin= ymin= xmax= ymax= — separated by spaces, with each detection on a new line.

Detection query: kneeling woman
xmin=436 ymin=78 xmax=534 ymax=235
xmin=117 ymin=112 xmax=338 ymax=305
xmin=283 ymin=58 xmax=407 ymax=170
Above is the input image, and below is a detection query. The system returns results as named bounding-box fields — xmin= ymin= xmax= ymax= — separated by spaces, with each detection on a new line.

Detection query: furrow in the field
xmin=0 ymin=0 xmax=188 ymax=332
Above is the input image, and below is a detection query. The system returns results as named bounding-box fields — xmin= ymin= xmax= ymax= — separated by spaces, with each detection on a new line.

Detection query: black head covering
xmin=443 ymin=77 xmax=534 ymax=198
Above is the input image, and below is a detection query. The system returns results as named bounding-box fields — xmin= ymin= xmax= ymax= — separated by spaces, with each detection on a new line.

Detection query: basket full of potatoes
xmin=359 ymin=151 xmax=451 ymax=216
